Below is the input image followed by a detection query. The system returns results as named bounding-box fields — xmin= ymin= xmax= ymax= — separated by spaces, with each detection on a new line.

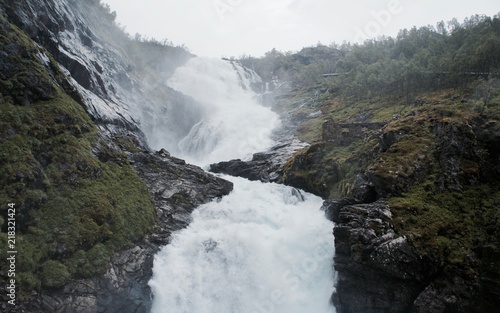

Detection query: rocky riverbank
xmin=0 ymin=1 xmax=232 ymax=312
xmin=28 ymin=143 xmax=233 ymax=313
xmin=282 ymin=96 xmax=500 ymax=312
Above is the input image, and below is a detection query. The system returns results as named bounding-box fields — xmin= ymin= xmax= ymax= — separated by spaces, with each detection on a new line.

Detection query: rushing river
xmin=148 ymin=57 xmax=336 ymax=313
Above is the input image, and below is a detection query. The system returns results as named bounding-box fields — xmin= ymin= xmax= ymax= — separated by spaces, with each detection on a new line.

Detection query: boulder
xmin=328 ymin=200 xmax=429 ymax=313
xmin=210 ymin=139 xmax=308 ymax=183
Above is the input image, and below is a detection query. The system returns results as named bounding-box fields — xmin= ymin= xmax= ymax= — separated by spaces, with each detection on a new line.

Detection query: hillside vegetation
xmin=242 ymin=13 xmax=500 ymax=311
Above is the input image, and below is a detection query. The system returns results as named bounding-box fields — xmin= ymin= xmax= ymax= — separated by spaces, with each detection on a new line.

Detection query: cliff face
xmin=284 ymin=92 xmax=500 ymax=312
xmin=3 ymin=0 xmax=203 ymax=147
xmin=0 ymin=1 xmax=232 ymax=312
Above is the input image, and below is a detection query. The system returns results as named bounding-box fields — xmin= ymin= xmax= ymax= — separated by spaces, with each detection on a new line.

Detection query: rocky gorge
xmin=1 ymin=0 xmax=500 ymax=312
xmin=0 ymin=0 xmax=233 ymax=312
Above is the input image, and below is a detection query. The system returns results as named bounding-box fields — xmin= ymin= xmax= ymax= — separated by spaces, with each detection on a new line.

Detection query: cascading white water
xmin=166 ymin=57 xmax=281 ymax=166
xmin=148 ymin=57 xmax=336 ymax=313
xmin=149 ymin=176 xmax=335 ymax=313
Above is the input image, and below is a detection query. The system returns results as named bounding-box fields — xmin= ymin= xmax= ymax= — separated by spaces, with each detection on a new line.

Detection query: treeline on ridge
xmin=240 ymin=13 xmax=500 ymax=103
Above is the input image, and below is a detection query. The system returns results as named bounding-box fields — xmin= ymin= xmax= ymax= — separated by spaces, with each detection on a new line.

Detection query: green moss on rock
xmin=0 ymin=14 xmax=154 ymax=296
xmin=283 ymin=139 xmax=376 ymax=198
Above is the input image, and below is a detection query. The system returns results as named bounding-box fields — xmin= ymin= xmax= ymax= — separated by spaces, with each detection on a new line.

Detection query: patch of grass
xmin=296 ymin=117 xmax=327 ymax=143
xmin=283 ymin=137 xmax=378 ymax=198
xmin=390 ymin=184 xmax=500 ymax=266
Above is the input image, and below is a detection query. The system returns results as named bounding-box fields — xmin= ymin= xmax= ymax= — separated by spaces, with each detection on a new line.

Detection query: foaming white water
xmin=166 ymin=57 xmax=281 ymax=166
xmin=149 ymin=176 xmax=336 ymax=313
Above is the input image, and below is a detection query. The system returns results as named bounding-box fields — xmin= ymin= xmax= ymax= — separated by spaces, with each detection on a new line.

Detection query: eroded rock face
xmin=129 ymin=149 xmax=234 ymax=236
xmin=0 ymin=1 xmax=232 ymax=312
xmin=327 ymin=195 xmax=499 ymax=312
xmin=210 ymin=139 xmax=308 ymax=183
xmin=210 ymin=158 xmax=273 ymax=182
xmin=326 ymin=200 xmax=429 ymax=313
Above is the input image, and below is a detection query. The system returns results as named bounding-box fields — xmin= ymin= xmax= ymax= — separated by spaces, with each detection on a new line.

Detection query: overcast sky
xmin=101 ymin=0 xmax=499 ymax=58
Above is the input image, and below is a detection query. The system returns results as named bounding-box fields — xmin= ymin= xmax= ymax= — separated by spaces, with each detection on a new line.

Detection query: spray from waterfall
xmin=149 ymin=176 xmax=336 ymax=313
xmin=148 ymin=57 xmax=337 ymax=313
xmin=163 ymin=57 xmax=281 ymax=166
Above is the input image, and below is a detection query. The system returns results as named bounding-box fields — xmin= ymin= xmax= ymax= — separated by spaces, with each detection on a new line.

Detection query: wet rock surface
xmin=210 ymin=139 xmax=308 ymax=183
xmin=327 ymin=197 xmax=491 ymax=313
xmin=0 ymin=1 xmax=231 ymax=312
xmin=129 ymin=149 xmax=234 ymax=236
xmin=326 ymin=200 xmax=429 ymax=313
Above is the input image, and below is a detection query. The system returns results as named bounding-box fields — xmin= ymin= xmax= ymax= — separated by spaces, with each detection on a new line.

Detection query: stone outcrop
xmin=325 ymin=200 xmax=429 ymax=313
xmin=325 ymin=195 xmax=495 ymax=313
xmin=286 ymin=110 xmax=500 ymax=312
xmin=332 ymin=118 xmax=500 ymax=312
xmin=129 ymin=148 xmax=234 ymax=236
xmin=210 ymin=139 xmax=308 ymax=183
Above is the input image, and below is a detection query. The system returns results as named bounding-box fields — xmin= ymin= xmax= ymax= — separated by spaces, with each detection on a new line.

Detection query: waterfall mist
xmin=154 ymin=57 xmax=281 ymax=166
xmin=147 ymin=57 xmax=336 ymax=313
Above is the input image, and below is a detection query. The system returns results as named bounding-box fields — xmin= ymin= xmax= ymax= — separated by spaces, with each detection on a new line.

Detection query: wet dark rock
xmin=330 ymin=200 xmax=430 ymax=313
xmin=210 ymin=139 xmax=308 ymax=183
xmin=350 ymin=173 xmax=378 ymax=203
xmin=432 ymin=121 xmax=485 ymax=191
xmin=411 ymin=274 xmax=482 ymax=313
xmin=321 ymin=198 xmax=358 ymax=221
xmin=210 ymin=158 xmax=271 ymax=182
xmin=129 ymin=149 xmax=234 ymax=235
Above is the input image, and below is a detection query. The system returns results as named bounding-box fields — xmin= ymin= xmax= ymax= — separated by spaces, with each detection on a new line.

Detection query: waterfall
xmin=165 ymin=57 xmax=281 ymax=166
xmin=149 ymin=176 xmax=335 ymax=313
xmin=148 ymin=57 xmax=336 ymax=312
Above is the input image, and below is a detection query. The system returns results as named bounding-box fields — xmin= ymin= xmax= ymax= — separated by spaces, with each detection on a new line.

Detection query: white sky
xmin=102 ymin=0 xmax=499 ymax=58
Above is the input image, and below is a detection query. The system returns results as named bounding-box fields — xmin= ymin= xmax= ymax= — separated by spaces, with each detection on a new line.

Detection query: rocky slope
xmin=282 ymin=89 xmax=500 ymax=312
xmin=0 ymin=0 xmax=232 ymax=312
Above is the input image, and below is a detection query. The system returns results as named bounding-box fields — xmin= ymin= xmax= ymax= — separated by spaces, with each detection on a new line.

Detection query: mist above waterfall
xmin=157 ymin=57 xmax=281 ymax=166
xmin=146 ymin=57 xmax=337 ymax=313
